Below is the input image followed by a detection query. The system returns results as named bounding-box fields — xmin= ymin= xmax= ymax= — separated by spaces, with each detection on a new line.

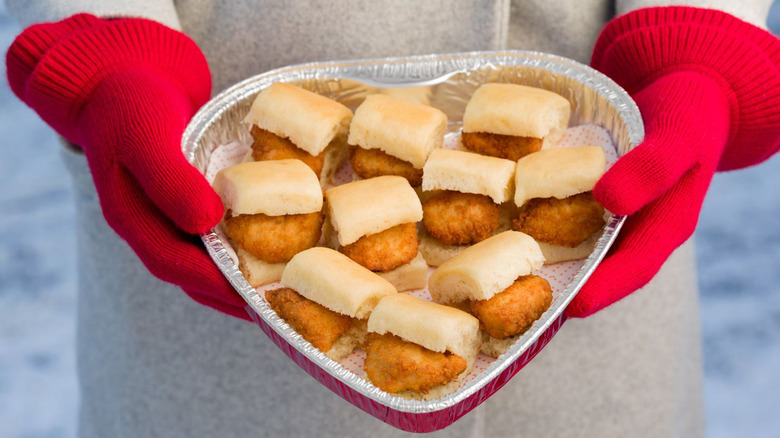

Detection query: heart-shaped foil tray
xmin=182 ymin=51 xmax=644 ymax=433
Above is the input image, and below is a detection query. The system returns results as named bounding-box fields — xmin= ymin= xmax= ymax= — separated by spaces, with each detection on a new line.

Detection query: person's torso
xmin=174 ymin=0 xmax=613 ymax=93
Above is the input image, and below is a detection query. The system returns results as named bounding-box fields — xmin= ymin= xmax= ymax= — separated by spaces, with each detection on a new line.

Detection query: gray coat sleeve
xmin=3 ymin=0 xmax=181 ymax=29
xmin=616 ymin=0 xmax=774 ymax=28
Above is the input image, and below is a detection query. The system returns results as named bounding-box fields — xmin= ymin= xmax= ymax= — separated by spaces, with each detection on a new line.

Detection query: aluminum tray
xmin=182 ymin=50 xmax=643 ymax=433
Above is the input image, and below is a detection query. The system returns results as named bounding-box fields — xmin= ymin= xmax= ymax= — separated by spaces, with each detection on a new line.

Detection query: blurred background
xmin=1 ymin=3 xmax=779 ymax=437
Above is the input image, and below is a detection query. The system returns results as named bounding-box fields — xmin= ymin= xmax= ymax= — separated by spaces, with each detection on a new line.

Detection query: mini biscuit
xmin=348 ymin=94 xmax=446 ymax=168
xmin=422 ymin=149 xmax=516 ymax=204
xmin=375 ymin=252 xmax=428 ymax=292
xmin=367 ymin=294 xmax=480 ymax=363
xmin=428 ymin=231 xmax=545 ymax=304
xmin=325 ymin=176 xmax=423 ymax=246
xmin=514 ymin=146 xmax=606 ymax=206
xmin=462 ymin=83 xmax=571 ymax=147
xmin=537 ymin=233 xmax=600 ymax=265
xmin=244 ymin=82 xmax=353 ymax=156
xmin=235 ymin=245 xmax=286 ymax=287
xmin=213 ymin=159 xmax=323 ymax=216
xmin=378 ymin=85 xmax=432 ymax=105
xmin=281 ymin=247 xmax=397 ymax=320
xmin=417 ymin=227 xmax=469 ymax=267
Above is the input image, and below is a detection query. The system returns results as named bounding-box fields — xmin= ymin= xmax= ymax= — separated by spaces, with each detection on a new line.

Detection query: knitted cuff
xmin=7 ymin=14 xmax=211 ymax=145
xmin=592 ymin=6 xmax=780 ymax=171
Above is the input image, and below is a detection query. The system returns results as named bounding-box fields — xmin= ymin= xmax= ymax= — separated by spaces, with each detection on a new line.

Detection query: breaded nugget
xmin=461 ymin=131 xmax=542 ymax=161
xmin=225 ymin=211 xmax=323 ymax=264
xmin=251 ymin=125 xmax=325 ymax=177
xmin=422 ymin=191 xmax=500 ymax=246
xmin=339 ymin=222 xmax=418 ymax=272
xmin=470 ymin=275 xmax=552 ymax=339
xmin=265 ymin=288 xmax=353 ymax=352
xmin=349 ymin=147 xmax=423 ymax=187
xmin=364 ymin=333 xmax=467 ymax=394
xmin=512 ymin=192 xmax=605 ymax=247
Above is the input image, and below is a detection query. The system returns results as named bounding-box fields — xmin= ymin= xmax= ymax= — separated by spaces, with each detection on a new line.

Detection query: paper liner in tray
xmin=183 ymin=51 xmax=644 ymax=433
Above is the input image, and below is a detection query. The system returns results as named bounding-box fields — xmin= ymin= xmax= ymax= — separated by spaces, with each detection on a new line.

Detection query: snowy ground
xmin=1 ymin=4 xmax=779 ymax=438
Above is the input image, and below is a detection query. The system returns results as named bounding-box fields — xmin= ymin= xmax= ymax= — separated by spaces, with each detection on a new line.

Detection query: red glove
xmin=6 ymin=14 xmax=250 ymax=320
xmin=567 ymin=7 xmax=780 ymax=318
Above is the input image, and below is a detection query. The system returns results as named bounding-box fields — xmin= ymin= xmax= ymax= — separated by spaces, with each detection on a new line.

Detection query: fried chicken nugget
xmin=265 ymin=288 xmax=353 ymax=352
xmin=512 ymin=192 xmax=605 ymax=248
xmin=470 ymin=275 xmax=552 ymax=339
xmin=349 ymin=147 xmax=423 ymax=187
xmin=224 ymin=211 xmax=323 ymax=264
xmin=364 ymin=333 xmax=467 ymax=395
xmin=422 ymin=191 xmax=500 ymax=246
xmin=339 ymin=222 xmax=418 ymax=272
xmin=461 ymin=131 xmax=543 ymax=161
xmin=250 ymin=125 xmax=326 ymax=177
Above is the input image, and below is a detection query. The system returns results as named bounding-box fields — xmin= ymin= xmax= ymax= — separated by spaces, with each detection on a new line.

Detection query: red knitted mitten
xmin=6 ymin=14 xmax=249 ymax=320
xmin=567 ymin=7 xmax=780 ymax=318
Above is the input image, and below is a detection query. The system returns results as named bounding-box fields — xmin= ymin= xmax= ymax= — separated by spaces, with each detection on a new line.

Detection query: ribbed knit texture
xmin=592 ymin=6 xmax=780 ymax=172
xmin=567 ymin=7 xmax=780 ymax=318
xmin=5 ymin=14 xmax=100 ymax=101
xmin=568 ymin=72 xmax=729 ymax=318
xmin=6 ymin=15 xmax=248 ymax=320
